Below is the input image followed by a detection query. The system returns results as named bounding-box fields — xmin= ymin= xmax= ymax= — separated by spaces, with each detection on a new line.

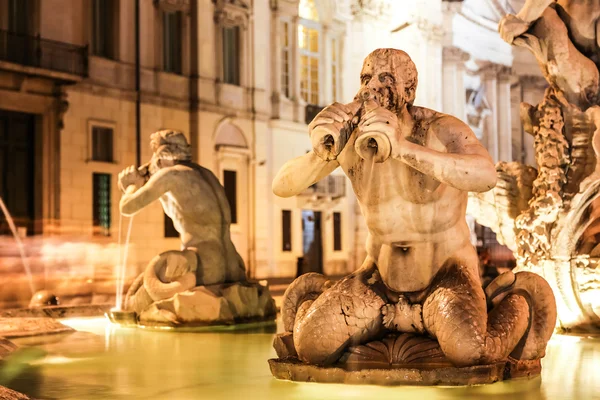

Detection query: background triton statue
xmin=117 ymin=130 xmax=275 ymax=326
xmin=269 ymin=49 xmax=556 ymax=382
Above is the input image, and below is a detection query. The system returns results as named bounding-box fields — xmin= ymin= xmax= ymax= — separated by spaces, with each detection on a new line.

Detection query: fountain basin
xmin=1 ymin=317 xmax=597 ymax=399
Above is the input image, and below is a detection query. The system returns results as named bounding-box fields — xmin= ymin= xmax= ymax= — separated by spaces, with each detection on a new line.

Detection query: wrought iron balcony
xmin=0 ymin=29 xmax=88 ymax=77
xmin=301 ymin=175 xmax=346 ymax=199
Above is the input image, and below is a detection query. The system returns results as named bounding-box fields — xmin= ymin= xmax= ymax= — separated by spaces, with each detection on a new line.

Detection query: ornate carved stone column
xmin=442 ymin=46 xmax=469 ymax=120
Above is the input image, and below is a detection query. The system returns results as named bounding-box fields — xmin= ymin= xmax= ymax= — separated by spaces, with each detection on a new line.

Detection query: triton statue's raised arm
xmin=269 ymin=49 xmax=556 ymax=384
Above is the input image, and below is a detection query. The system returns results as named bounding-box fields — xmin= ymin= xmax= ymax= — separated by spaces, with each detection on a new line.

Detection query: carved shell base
xmin=269 ymin=333 xmax=541 ymax=386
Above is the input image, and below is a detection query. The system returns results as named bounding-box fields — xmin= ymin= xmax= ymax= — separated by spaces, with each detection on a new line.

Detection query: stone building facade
xmin=0 ymin=0 xmax=545 ymax=307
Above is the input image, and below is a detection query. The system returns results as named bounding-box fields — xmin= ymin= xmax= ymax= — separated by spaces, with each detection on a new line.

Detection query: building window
xmin=282 ymin=210 xmax=292 ymax=252
xmin=332 ymin=38 xmax=339 ymax=102
xmin=93 ymin=173 xmax=111 ymax=236
xmin=91 ymin=126 xmax=114 ymax=162
xmin=298 ymin=0 xmax=319 ymax=105
xmin=222 ymin=26 xmax=240 ymax=85
xmin=163 ymin=11 xmax=183 ymax=74
xmin=298 ymin=25 xmax=319 ymax=105
xmin=164 ymin=213 xmax=179 ymax=238
xmin=333 ymin=212 xmax=342 ymax=251
xmin=8 ymin=0 xmax=31 ymax=34
xmin=92 ymin=0 xmax=116 ymax=59
xmin=281 ymin=21 xmax=291 ymax=98
xmin=223 ymin=170 xmax=237 ymax=224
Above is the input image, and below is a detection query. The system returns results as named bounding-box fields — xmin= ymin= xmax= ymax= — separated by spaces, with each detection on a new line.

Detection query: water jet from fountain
xmin=0 ymin=196 xmax=35 ymax=296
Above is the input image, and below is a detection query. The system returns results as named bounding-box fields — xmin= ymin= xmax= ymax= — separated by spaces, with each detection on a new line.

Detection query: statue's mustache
xmin=356 ymin=86 xmax=400 ymax=111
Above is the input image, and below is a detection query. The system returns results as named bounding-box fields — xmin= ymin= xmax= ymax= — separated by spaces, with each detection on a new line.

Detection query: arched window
xmin=298 ymin=0 xmax=320 ymax=105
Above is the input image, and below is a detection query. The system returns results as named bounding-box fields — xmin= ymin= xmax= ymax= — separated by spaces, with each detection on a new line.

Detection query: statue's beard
xmin=148 ymin=157 xmax=161 ymax=176
xmin=373 ymin=85 xmax=404 ymax=114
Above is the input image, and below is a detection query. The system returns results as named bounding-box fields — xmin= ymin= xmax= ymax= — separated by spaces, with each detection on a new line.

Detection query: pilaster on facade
xmin=442 ymin=46 xmax=469 ymax=119
xmin=476 ymin=63 xmax=514 ymax=163
xmin=497 ymin=67 xmax=513 ymax=162
xmin=404 ymin=18 xmax=444 ymax=109
xmin=415 ymin=17 xmax=445 ymax=44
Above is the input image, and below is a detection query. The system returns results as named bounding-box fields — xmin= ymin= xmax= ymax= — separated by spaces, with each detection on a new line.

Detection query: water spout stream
xmin=0 ymin=196 xmax=35 ymax=295
xmin=115 ymin=215 xmax=134 ymax=310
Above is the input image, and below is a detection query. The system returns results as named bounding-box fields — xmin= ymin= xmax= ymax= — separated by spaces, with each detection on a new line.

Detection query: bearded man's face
xmin=358 ymin=53 xmax=408 ymax=113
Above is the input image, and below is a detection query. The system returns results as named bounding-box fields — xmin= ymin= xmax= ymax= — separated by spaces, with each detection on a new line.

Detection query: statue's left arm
xmin=396 ymin=115 xmax=497 ymax=192
xmin=119 ymin=168 xmax=173 ymax=216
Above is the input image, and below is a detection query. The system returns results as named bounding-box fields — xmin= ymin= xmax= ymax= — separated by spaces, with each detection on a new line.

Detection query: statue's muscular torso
xmin=337 ymin=106 xmax=478 ymax=293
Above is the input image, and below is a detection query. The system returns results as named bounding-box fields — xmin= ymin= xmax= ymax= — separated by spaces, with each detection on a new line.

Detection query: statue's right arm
xmin=120 ymin=169 xmax=173 ymax=216
xmin=516 ymin=0 xmax=555 ymax=22
xmin=272 ymin=151 xmax=339 ymax=198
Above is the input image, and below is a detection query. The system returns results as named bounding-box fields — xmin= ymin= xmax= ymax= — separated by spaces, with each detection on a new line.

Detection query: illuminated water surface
xmin=4 ymin=317 xmax=600 ymax=400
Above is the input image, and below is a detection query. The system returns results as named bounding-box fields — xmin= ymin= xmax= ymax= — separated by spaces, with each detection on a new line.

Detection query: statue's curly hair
xmin=363 ymin=48 xmax=418 ymax=105
xmin=150 ymin=130 xmax=192 ymax=161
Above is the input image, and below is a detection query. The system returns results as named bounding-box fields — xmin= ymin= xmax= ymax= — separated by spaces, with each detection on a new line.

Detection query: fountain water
xmin=0 ymin=196 xmax=35 ymax=296
xmin=114 ymin=215 xmax=134 ymax=311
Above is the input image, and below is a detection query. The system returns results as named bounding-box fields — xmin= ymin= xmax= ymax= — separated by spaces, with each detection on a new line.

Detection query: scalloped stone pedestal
xmin=268 ymin=357 xmax=541 ymax=386
xmin=269 ymin=333 xmax=542 ymax=386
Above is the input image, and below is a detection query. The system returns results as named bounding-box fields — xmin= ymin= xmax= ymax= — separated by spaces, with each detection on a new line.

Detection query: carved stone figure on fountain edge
xmin=117 ymin=130 xmax=275 ymax=326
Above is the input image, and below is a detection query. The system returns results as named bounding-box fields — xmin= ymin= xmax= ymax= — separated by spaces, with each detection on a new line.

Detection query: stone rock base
xmin=268 ymin=357 xmax=541 ymax=386
xmin=0 ymin=385 xmax=36 ymax=400
xmin=0 ymin=304 xmax=112 ymax=319
xmin=132 ymin=281 xmax=277 ymax=327
xmin=0 ymin=318 xmax=74 ymax=339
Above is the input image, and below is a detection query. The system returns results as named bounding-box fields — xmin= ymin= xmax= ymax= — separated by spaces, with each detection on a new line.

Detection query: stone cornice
xmin=415 ymin=18 xmax=444 ymax=42
xmin=213 ymin=0 xmax=251 ymax=28
xmin=478 ymin=63 xmax=512 ymax=80
xmin=154 ymin=0 xmax=191 ymax=14
xmin=443 ymin=46 xmax=470 ymax=63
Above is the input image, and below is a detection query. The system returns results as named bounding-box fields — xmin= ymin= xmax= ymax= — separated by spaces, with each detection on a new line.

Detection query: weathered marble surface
xmin=0 ymin=385 xmax=36 ymax=400
xmin=119 ymin=131 xmax=275 ymax=325
xmin=136 ymin=282 xmax=276 ymax=326
xmin=271 ymin=48 xmax=557 ymax=378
